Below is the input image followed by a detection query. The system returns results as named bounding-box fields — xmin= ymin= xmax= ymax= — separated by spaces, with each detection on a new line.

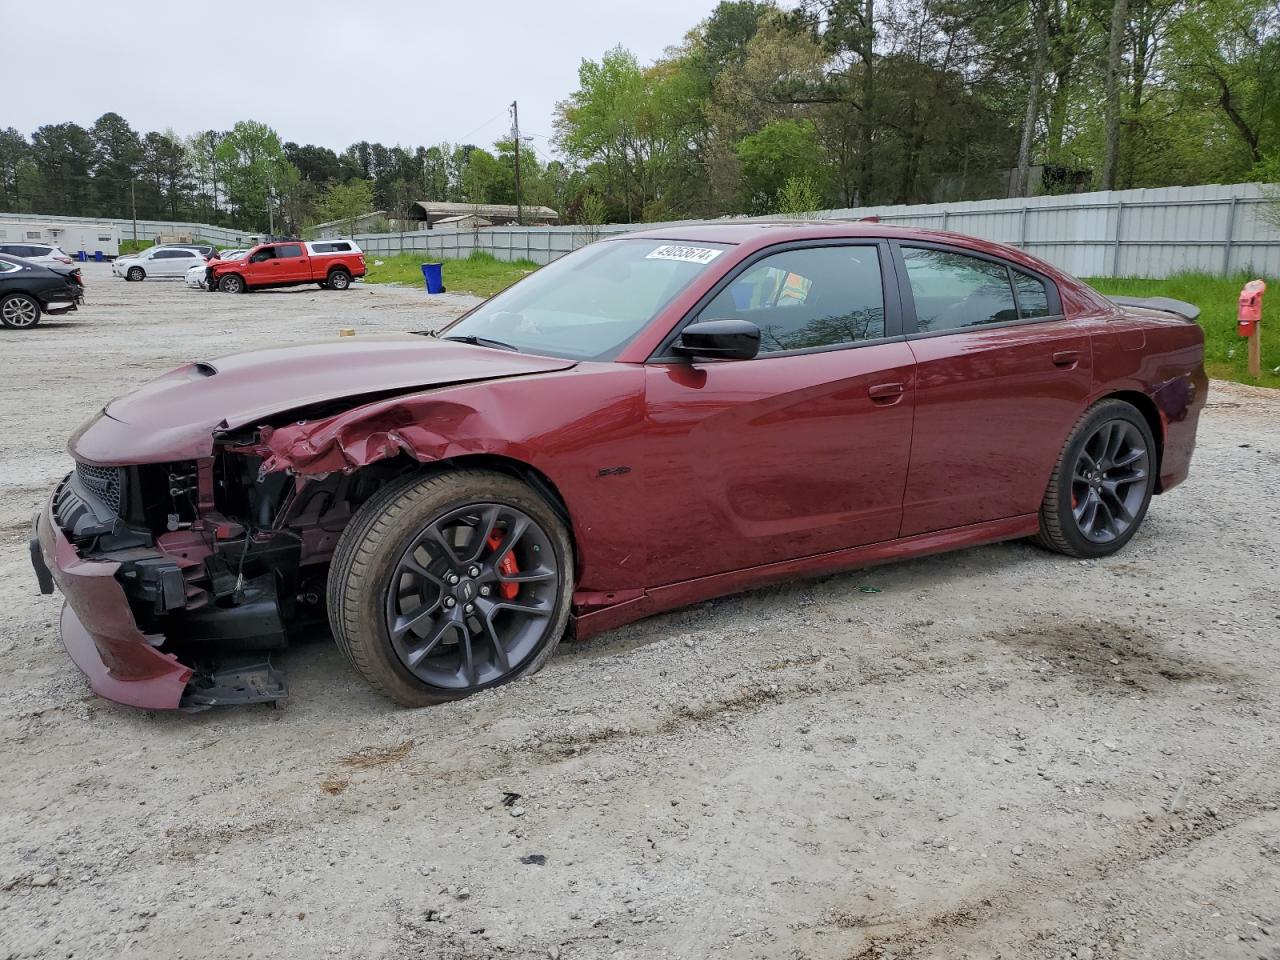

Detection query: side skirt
xmin=572 ymin=513 xmax=1039 ymax=640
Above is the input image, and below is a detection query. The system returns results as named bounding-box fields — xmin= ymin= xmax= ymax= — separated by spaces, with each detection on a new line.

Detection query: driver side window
xmin=698 ymin=245 xmax=886 ymax=354
xmin=251 ymin=247 xmax=276 ymax=263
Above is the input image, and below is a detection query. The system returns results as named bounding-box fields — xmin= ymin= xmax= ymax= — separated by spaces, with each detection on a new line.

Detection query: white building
xmin=0 ymin=217 xmax=119 ymax=257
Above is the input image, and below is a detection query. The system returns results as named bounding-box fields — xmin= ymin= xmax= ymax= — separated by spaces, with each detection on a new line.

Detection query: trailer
xmin=0 ymin=219 xmax=119 ymax=258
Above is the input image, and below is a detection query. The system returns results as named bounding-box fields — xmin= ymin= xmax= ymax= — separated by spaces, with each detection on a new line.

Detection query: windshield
xmin=443 ymin=238 xmax=731 ymax=360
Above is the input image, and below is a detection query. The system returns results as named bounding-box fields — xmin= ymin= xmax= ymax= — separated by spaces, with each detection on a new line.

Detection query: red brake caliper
xmin=485 ymin=531 xmax=520 ymax=600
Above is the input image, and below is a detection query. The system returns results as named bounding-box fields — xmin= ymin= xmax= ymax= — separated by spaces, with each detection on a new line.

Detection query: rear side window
xmin=699 ymin=245 xmax=885 ymax=353
xmin=277 ymin=244 xmax=303 ymax=259
xmin=312 ymin=241 xmax=352 ymax=253
xmin=0 ymin=259 xmax=20 ymax=273
xmin=901 ymin=247 xmax=1019 ymax=332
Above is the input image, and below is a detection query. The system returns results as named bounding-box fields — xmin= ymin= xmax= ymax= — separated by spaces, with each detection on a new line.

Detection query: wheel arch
xmin=1097 ymin=389 xmax=1165 ymax=491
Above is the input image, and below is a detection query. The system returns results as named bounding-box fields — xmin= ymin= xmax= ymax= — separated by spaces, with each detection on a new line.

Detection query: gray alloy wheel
xmin=327 ymin=269 xmax=351 ymax=290
xmin=0 ymin=294 xmax=41 ymax=329
xmin=1035 ymin=398 xmax=1156 ymax=558
xmin=1071 ymin=419 xmax=1151 ymax=544
xmin=126 ymin=266 xmax=144 ymax=282
xmin=219 ymin=274 xmax=244 ymax=294
xmin=327 ymin=470 xmax=573 ymax=707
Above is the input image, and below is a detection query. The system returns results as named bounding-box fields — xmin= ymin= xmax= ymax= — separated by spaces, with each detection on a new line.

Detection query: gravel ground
xmin=1 ymin=263 xmax=1278 ymax=960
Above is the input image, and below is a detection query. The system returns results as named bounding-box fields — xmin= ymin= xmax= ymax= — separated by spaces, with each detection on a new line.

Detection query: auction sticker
xmin=645 ymin=244 xmax=723 ymax=265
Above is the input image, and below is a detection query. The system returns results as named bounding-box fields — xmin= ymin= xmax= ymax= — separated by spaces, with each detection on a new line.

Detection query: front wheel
xmin=126 ymin=266 xmax=144 ymax=282
xmin=327 ymin=470 xmax=573 ymax=707
xmin=1 ymin=293 xmax=41 ymax=329
xmin=1035 ymin=399 xmax=1157 ymax=558
xmin=218 ymin=274 xmax=245 ymax=294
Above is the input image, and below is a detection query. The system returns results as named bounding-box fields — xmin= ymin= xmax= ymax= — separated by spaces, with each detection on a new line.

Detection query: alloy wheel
xmin=1071 ymin=419 xmax=1150 ymax=544
xmin=1 ymin=296 xmax=39 ymax=328
xmin=384 ymin=502 xmax=560 ymax=690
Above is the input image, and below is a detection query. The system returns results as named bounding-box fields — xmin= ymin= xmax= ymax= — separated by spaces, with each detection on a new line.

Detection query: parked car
xmin=0 ymin=253 xmax=84 ymax=329
xmin=154 ymin=242 xmax=218 ymax=259
xmin=31 ymin=223 xmax=1206 ymax=711
xmin=206 ymin=240 xmax=365 ymax=293
xmin=186 ymin=250 xmax=246 ymax=288
xmin=0 ymin=242 xmax=75 ymax=267
xmin=113 ymin=246 xmax=206 ymax=281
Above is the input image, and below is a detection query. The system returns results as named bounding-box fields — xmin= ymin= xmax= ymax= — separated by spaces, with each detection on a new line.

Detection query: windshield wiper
xmin=442 ymin=334 xmax=520 ymax=352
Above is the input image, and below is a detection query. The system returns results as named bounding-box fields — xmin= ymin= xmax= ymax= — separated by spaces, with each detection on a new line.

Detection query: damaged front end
xmin=32 ymin=445 xmax=396 ymax=710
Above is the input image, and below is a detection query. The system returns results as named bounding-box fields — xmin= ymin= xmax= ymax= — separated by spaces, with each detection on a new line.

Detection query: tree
xmin=29 ymin=123 xmax=94 ymax=215
xmin=89 ymin=113 xmax=142 ymax=218
xmin=775 ymin=174 xmax=823 ymax=213
xmin=140 ymin=130 xmax=191 ymax=219
xmin=319 ymin=179 xmax=375 ymax=235
xmin=1100 ymin=0 xmax=1129 ymax=189
xmin=215 ymin=121 xmax=295 ymax=231
xmin=0 ymin=128 xmax=29 ymax=211
xmin=737 ymin=119 xmax=826 ymax=211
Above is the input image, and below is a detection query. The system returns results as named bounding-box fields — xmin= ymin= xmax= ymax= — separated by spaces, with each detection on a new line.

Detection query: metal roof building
xmin=409 ymin=202 xmax=560 ymax=228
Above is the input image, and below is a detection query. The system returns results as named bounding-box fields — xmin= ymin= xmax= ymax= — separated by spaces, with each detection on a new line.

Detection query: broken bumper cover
xmin=32 ymin=497 xmax=193 ymax=710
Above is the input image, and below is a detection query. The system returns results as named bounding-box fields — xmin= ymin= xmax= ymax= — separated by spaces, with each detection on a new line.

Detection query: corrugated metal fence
xmin=7 ymin=181 xmax=1277 ymax=278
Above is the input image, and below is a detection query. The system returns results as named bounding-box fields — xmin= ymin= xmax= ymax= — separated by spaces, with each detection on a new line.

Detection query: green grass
xmin=118 ymin=238 xmax=155 ymax=255
xmin=1085 ymin=272 xmax=1279 ymax=389
xmin=363 ymin=251 xmax=539 ymax=298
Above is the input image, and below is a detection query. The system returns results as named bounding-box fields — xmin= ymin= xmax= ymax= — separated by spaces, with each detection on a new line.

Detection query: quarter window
xmin=698 ymin=245 xmax=885 ymax=353
xmin=1013 ymin=270 xmax=1052 ymax=318
xmin=902 ymin=247 xmax=1019 ymax=332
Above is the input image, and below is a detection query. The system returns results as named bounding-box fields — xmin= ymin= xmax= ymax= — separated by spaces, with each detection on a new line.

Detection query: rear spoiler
xmin=1107 ymin=295 xmax=1200 ymax=323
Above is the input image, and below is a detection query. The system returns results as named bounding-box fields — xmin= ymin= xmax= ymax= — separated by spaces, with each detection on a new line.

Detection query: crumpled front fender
xmin=261 ymin=395 xmax=524 ymax=477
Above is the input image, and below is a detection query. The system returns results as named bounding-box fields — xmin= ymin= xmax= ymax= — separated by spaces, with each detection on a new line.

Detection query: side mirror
xmin=673 ymin=319 xmax=761 ymax=361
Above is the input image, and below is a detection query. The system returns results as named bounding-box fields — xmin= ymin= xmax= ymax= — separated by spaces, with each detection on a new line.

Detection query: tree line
xmin=1 ymin=0 xmax=1276 ymax=232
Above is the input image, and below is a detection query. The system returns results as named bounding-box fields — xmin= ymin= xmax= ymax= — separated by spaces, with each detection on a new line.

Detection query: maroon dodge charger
xmin=31 ymin=223 xmax=1207 ymax=710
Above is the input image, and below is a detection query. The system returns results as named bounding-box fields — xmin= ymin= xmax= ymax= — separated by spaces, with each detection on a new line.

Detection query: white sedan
xmin=185 ymin=249 xmax=246 ymax=288
xmin=113 ymin=246 xmax=206 ymax=281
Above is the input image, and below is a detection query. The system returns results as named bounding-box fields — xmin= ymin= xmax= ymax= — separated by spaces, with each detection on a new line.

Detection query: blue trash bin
xmin=94 ymin=250 xmax=104 ymax=262
xmin=421 ymin=262 xmax=444 ymax=294
xmin=77 ymin=250 xmax=87 ymax=262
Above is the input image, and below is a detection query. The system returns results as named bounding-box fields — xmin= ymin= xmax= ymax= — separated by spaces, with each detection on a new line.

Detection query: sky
xmin=2 ymin=0 xmax=721 ymax=157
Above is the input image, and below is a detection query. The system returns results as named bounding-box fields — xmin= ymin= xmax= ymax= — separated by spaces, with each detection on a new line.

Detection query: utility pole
xmin=510 ymin=100 xmax=522 ymax=226
xmin=130 ymin=178 xmax=138 ymax=246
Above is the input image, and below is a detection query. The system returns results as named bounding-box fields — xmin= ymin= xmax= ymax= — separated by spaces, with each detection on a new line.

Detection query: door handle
xmin=1052 ymin=350 xmax=1080 ymax=368
xmin=868 ymin=382 xmax=906 ymax=404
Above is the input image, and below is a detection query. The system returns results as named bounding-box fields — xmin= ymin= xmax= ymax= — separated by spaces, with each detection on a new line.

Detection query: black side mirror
xmin=673 ymin=319 xmax=761 ymax=361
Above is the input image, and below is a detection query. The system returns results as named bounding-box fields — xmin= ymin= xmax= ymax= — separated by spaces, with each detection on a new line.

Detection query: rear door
xmin=642 ymin=241 xmax=916 ymax=582
xmin=162 ymin=249 xmax=202 ymax=276
xmin=274 ymin=243 xmax=309 ymax=283
xmin=893 ymin=242 xmax=1093 ymax=536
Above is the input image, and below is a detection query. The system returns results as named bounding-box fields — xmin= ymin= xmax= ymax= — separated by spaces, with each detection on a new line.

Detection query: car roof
xmin=617 ymin=220 xmax=1062 ymax=277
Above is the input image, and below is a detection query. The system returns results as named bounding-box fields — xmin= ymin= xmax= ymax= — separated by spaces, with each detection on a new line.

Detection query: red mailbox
xmin=1238 ymin=279 xmax=1266 ymax=338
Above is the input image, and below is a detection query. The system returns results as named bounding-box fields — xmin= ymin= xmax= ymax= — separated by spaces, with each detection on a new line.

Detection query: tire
xmin=327 ymin=470 xmax=573 ymax=707
xmin=219 ymin=274 xmax=245 ymax=294
xmin=327 ymin=269 xmax=351 ymax=290
xmin=126 ymin=266 xmax=145 ymax=282
xmin=1034 ymin=399 xmax=1157 ymax=558
xmin=0 ymin=293 xmax=41 ymax=329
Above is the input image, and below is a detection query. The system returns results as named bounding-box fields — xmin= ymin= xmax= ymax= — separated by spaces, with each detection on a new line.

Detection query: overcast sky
xmin=4 ymin=0 xmax=722 ymax=156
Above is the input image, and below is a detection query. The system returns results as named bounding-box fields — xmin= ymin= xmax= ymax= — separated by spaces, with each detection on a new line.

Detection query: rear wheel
xmin=1035 ymin=399 xmax=1156 ymax=558
xmin=0 ymin=293 xmax=41 ymax=329
xmin=327 ymin=269 xmax=351 ymax=290
xmin=219 ymin=274 xmax=245 ymax=294
xmin=126 ymin=266 xmax=144 ymax=282
xmin=327 ymin=470 xmax=573 ymax=707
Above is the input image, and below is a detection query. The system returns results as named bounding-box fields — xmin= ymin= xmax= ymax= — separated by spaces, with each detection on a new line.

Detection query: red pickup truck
xmin=207 ymin=240 xmax=366 ymax=294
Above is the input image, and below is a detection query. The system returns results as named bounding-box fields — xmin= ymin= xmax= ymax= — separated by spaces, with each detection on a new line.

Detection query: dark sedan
xmin=0 ymin=254 xmax=84 ymax=329
xmin=31 ymin=223 xmax=1206 ymax=710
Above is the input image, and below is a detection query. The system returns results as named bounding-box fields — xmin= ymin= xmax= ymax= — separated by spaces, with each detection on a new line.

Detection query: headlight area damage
xmin=31 ymin=338 xmax=581 ymax=710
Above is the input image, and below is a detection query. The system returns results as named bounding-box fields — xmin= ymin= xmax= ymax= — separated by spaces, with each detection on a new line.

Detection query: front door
xmin=642 ymin=242 xmax=916 ymax=583
xmin=893 ymin=243 xmax=1095 ymax=536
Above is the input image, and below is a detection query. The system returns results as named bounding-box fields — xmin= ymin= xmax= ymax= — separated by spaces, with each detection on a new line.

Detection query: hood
xmin=71 ymin=335 xmax=576 ymax=465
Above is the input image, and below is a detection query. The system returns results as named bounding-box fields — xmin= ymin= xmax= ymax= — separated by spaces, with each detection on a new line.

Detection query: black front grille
xmin=76 ymin=463 xmax=123 ymax=514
